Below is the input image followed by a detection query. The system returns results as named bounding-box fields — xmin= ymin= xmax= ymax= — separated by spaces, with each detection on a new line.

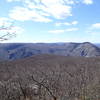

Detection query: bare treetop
xmin=0 ymin=23 xmax=16 ymax=41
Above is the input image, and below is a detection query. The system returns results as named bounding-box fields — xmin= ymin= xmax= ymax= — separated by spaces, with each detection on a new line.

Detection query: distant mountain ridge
xmin=0 ymin=42 xmax=100 ymax=60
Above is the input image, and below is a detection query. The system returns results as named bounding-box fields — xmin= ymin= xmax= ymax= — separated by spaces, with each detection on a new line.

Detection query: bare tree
xmin=0 ymin=23 xmax=16 ymax=41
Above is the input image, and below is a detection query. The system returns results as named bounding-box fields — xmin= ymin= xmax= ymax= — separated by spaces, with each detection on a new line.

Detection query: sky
xmin=0 ymin=0 xmax=100 ymax=43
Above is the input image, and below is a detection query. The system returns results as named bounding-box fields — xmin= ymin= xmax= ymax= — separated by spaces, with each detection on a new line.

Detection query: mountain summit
xmin=70 ymin=42 xmax=100 ymax=57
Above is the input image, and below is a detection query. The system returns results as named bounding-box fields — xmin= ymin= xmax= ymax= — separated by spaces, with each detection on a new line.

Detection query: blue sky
xmin=0 ymin=0 xmax=100 ymax=43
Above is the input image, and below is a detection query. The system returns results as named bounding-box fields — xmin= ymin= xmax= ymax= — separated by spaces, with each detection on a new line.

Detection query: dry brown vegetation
xmin=0 ymin=54 xmax=100 ymax=100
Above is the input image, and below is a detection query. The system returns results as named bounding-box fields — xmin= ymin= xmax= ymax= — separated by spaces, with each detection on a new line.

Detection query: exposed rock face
xmin=70 ymin=42 xmax=100 ymax=57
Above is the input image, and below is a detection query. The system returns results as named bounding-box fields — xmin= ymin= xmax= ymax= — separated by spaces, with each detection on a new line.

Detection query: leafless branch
xmin=0 ymin=23 xmax=16 ymax=41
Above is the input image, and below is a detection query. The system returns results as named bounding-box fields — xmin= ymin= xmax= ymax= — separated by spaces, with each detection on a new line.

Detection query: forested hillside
xmin=0 ymin=55 xmax=100 ymax=100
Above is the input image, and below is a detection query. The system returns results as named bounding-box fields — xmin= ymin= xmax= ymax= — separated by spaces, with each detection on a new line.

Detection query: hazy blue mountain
xmin=0 ymin=42 xmax=100 ymax=60
xmin=95 ymin=43 xmax=100 ymax=48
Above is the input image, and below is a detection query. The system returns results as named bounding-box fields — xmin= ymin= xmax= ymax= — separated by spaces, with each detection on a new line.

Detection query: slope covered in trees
xmin=0 ymin=54 xmax=100 ymax=100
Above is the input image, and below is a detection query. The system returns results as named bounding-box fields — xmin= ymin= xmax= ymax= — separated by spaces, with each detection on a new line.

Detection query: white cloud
xmin=83 ymin=0 xmax=93 ymax=5
xmin=9 ymin=6 xmax=52 ymax=22
xmin=49 ymin=28 xmax=78 ymax=34
xmin=64 ymin=0 xmax=75 ymax=5
xmin=66 ymin=28 xmax=78 ymax=32
xmin=49 ymin=29 xmax=65 ymax=34
xmin=7 ymin=0 xmax=93 ymax=23
xmin=8 ymin=0 xmax=73 ymax=22
xmin=72 ymin=21 xmax=78 ymax=25
xmin=55 ymin=22 xmax=70 ymax=26
xmin=92 ymin=23 xmax=100 ymax=29
xmin=86 ymin=23 xmax=100 ymax=35
xmin=55 ymin=21 xmax=78 ymax=26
